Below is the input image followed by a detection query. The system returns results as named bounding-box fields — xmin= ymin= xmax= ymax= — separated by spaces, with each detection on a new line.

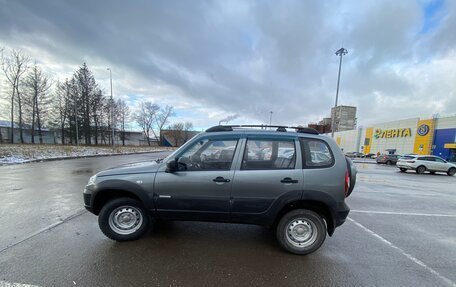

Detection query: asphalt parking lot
xmin=0 ymin=154 xmax=455 ymax=287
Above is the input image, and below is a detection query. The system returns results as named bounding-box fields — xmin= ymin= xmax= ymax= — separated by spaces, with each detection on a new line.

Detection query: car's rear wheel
xmin=448 ymin=167 xmax=456 ymax=176
xmin=276 ymin=209 xmax=326 ymax=255
xmin=400 ymin=168 xmax=406 ymax=172
xmin=99 ymin=197 xmax=149 ymax=241
xmin=386 ymin=160 xmax=392 ymax=165
xmin=416 ymin=165 xmax=426 ymax=174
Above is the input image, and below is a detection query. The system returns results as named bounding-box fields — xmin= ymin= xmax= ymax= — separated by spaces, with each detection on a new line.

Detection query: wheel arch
xmin=92 ymin=179 xmax=152 ymax=215
xmin=273 ymin=199 xmax=335 ymax=236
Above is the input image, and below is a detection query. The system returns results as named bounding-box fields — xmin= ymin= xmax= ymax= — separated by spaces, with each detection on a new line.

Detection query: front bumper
xmin=83 ymin=185 xmax=95 ymax=213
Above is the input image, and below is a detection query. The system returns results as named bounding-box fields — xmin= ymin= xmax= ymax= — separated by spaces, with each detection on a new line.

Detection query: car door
xmin=230 ymin=136 xmax=303 ymax=223
xmin=154 ymin=136 xmax=240 ymax=221
xmin=423 ymin=157 xmax=437 ymax=171
xmin=434 ymin=157 xmax=448 ymax=171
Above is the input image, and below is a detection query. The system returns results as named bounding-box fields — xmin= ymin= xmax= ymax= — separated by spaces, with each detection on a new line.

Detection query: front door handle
xmin=213 ymin=176 xmax=231 ymax=183
xmin=280 ymin=177 xmax=299 ymax=184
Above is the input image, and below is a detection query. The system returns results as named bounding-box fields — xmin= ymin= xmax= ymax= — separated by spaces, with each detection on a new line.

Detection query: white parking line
xmin=351 ymin=210 xmax=456 ymax=217
xmin=0 ymin=281 xmax=42 ymax=287
xmin=348 ymin=217 xmax=456 ymax=287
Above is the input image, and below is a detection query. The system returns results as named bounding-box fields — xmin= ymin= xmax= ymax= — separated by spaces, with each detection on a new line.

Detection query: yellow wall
xmin=363 ymin=127 xmax=373 ymax=154
xmin=413 ymin=119 xmax=434 ymax=155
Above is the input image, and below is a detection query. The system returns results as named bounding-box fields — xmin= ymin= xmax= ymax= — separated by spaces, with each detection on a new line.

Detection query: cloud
xmin=0 ymin=0 xmax=455 ymax=129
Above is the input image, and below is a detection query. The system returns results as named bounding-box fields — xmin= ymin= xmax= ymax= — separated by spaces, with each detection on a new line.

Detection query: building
xmin=308 ymin=123 xmax=331 ymax=134
xmin=332 ymin=115 xmax=456 ymax=161
xmin=331 ymin=105 xmax=357 ymax=132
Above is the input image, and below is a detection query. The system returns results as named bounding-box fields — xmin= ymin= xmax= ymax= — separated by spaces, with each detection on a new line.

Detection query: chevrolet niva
xmin=84 ymin=125 xmax=356 ymax=255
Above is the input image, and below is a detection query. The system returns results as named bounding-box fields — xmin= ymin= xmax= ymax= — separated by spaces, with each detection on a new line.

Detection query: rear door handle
xmin=280 ymin=177 xmax=299 ymax=184
xmin=213 ymin=176 xmax=231 ymax=183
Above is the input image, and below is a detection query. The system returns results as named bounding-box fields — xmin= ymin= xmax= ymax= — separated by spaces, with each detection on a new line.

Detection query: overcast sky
xmin=1 ymin=0 xmax=455 ymax=130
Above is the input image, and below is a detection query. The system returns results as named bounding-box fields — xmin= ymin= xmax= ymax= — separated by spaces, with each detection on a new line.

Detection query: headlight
xmin=87 ymin=175 xmax=97 ymax=185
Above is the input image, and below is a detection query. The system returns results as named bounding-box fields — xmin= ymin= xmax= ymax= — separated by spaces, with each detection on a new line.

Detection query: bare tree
xmin=51 ymin=80 xmax=71 ymax=144
xmin=116 ymin=99 xmax=130 ymax=146
xmin=168 ymin=122 xmax=184 ymax=147
xmin=134 ymin=101 xmax=159 ymax=146
xmin=23 ymin=63 xmax=52 ymax=144
xmin=183 ymin=121 xmax=194 ymax=143
xmin=1 ymin=49 xmax=30 ymax=143
xmin=155 ymin=105 xmax=174 ymax=146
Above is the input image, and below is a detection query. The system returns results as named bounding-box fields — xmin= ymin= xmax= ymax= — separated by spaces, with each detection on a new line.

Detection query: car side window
xmin=177 ymin=139 xmax=238 ymax=171
xmin=301 ymin=138 xmax=334 ymax=168
xmin=241 ymin=139 xmax=296 ymax=170
xmin=435 ymin=158 xmax=445 ymax=163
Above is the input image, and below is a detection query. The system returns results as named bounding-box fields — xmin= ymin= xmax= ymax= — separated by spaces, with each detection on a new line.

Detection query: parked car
xmin=376 ymin=154 xmax=401 ymax=165
xmin=364 ymin=153 xmax=376 ymax=159
xmin=345 ymin=152 xmax=364 ymax=158
xmin=84 ymin=125 xmax=357 ymax=255
xmin=397 ymin=155 xmax=456 ymax=176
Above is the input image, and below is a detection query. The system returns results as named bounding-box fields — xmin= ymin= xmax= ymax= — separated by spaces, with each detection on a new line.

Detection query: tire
xmin=276 ymin=209 xmax=326 ymax=255
xmin=400 ymin=168 xmax=406 ymax=172
xmin=386 ymin=160 xmax=392 ymax=165
xmin=416 ymin=165 xmax=426 ymax=174
xmin=98 ymin=197 xmax=150 ymax=241
xmin=448 ymin=167 xmax=456 ymax=176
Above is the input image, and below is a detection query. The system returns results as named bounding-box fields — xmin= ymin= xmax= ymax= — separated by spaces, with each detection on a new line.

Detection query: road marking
xmin=348 ymin=217 xmax=456 ymax=287
xmin=0 ymin=209 xmax=87 ymax=254
xmin=351 ymin=210 xmax=456 ymax=217
xmin=0 ymin=281 xmax=42 ymax=287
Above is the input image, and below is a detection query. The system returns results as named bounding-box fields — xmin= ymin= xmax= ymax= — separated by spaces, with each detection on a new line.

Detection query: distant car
xmin=364 ymin=153 xmax=376 ymax=159
xmin=345 ymin=152 xmax=364 ymax=158
xmin=376 ymin=154 xmax=401 ymax=165
xmin=397 ymin=155 xmax=456 ymax=176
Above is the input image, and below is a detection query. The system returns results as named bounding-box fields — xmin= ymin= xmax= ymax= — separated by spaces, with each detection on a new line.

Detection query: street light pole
xmin=331 ymin=47 xmax=348 ymax=138
xmin=269 ymin=111 xmax=273 ymax=128
xmin=107 ymin=68 xmax=114 ymax=146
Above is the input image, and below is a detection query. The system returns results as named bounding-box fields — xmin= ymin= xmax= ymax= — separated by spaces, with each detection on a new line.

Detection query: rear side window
xmin=242 ymin=138 xmax=296 ymax=170
xmin=300 ymin=138 xmax=334 ymax=168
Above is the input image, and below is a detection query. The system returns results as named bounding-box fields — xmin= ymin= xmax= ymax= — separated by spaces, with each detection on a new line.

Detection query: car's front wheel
xmin=448 ymin=167 xmax=456 ymax=176
xmin=98 ymin=197 xmax=150 ymax=241
xmin=276 ymin=209 xmax=326 ymax=255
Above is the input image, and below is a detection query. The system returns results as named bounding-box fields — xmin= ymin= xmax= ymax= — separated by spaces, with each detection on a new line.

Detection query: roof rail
xmin=205 ymin=125 xmax=319 ymax=135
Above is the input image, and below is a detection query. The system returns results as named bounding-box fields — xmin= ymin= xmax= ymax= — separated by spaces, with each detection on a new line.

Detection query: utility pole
xmin=107 ymin=68 xmax=114 ymax=146
xmin=331 ymin=47 xmax=348 ymax=138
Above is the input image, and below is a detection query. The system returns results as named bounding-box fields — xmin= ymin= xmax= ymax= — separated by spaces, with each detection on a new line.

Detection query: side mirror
xmin=165 ymin=158 xmax=178 ymax=173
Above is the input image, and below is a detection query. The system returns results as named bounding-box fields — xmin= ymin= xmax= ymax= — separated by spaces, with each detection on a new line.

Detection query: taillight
xmin=344 ymin=170 xmax=350 ymax=197
xmin=407 ymin=160 xmax=415 ymax=163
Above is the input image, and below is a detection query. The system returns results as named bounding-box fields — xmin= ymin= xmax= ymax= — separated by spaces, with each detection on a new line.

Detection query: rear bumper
xmin=335 ymin=201 xmax=350 ymax=227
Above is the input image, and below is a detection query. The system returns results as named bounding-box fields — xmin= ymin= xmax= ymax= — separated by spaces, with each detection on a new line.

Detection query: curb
xmin=0 ymin=150 xmax=173 ymax=166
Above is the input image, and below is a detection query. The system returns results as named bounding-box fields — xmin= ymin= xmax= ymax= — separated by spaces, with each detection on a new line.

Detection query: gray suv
xmin=84 ymin=125 xmax=356 ymax=255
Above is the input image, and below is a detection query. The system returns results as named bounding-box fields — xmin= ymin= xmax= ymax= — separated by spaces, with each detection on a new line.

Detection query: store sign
xmin=417 ymin=124 xmax=430 ymax=136
xmin=374 ymin=128 xmax=412 ymax=139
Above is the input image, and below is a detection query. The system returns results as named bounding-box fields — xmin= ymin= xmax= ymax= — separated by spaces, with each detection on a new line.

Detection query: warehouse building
xmin=332 ymin=115 xmax=456 ymax=162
